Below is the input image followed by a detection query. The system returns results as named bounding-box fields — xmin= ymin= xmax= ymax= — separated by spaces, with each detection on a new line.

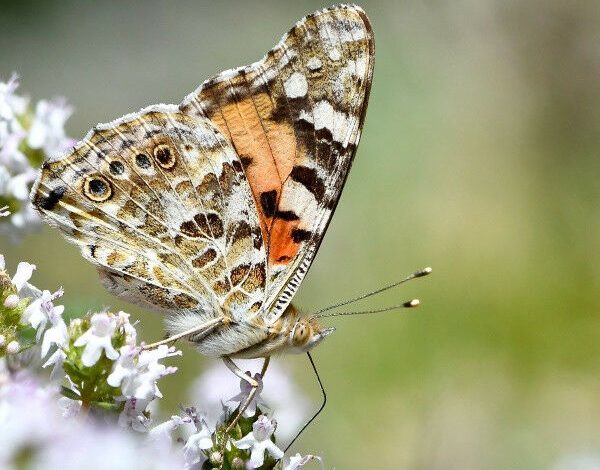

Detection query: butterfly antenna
xmin=285 ymin=351 xmax=326 ymax=453
xmin=311 ymin=267 xmax=432 ymax=318
xmin=315 ymin=299 xmax=420 ymax=319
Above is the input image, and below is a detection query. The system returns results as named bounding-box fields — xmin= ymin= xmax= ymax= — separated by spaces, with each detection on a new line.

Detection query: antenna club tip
xmin=415 ymin=267 xmax=432 ymax=277
xmin=403 ymin=299 xmax=420 ymax=308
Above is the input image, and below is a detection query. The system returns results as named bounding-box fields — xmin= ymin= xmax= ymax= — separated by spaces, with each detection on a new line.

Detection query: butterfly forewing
xmin=180 ymin=4 xmax=374 ymax=323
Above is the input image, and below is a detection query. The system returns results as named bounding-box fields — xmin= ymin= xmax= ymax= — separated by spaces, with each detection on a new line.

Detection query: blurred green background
xmin=1 ymin=1 xmax=599 ymax=468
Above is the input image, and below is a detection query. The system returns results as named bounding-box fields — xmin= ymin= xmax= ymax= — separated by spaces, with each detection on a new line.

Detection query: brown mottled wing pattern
xmin=31 ymin=106 xmax=267 ymax=323
xmin=180 ymin=4 xmax=374 ymax=323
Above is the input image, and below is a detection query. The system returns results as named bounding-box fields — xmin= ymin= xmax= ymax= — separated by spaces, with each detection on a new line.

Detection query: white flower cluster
xmin=0 ymin=254 xmax=179 ymax=434
xmin=51 ymin=312 xmax=180 ymax=432
xmin=154 ymin=366 xmax=320 ymax=470
xmin=0 ymin=373 xmax=184 ymax=469
xmin=0 ymin=254 xmax=322 ymax=469
xmin=192 ymin=360 xmax=310 ymax=441
xmin=0 ymin=74 xmax=73 ymax=240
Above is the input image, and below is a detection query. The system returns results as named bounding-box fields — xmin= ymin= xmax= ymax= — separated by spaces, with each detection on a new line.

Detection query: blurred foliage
xmin=1 ymin=1 xmax=599 ymax=468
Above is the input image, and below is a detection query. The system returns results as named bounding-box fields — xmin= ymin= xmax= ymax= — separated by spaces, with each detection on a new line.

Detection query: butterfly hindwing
xmin=180 ymin=4 xmax=374 ymax=323
xmin=31 ymin=106 xmax=267 ymax=325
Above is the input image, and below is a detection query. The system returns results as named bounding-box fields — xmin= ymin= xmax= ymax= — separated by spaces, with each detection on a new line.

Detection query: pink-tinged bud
xmin=6 ymin=340 xmax=19 ymax=354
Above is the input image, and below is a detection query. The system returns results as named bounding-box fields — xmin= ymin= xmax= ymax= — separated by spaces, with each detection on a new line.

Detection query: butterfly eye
xmin=83 ymin=175 xmax=112 ymax=202
xmin=292 ymin=322 xmax=311 ymax=346
xmin=153 ymin=144 xmax=176 ymax=169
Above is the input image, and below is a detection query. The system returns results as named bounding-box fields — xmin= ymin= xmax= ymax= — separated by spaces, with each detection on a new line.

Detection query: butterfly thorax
xmin=190 ymin=304 xmax=334 ymax=359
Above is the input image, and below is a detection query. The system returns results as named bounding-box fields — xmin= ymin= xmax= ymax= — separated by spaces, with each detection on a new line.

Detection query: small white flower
xmin=283 ymin=453 xmax=323 ymax=470
xmin=6 ymin=341 xmax=19 ymax=354
xmin=0 ymin=75 xmax=73 ymax=241
xmin=0 ymin=335 xmax=5 ymax=347
xmin=11 ymin=261 xmax=35 ymax=291
xmin=73 ymin=313 xmax=119 ymax=366
xmin=7 ymin=170 xmax=34 ymax=201
xmin=3 ymin=294 xmax=19 ymax=308
xmin=108 ymin=344 xmax=179 ymax=400
xmin=22 ymin=290 xmax=50 ymax=334
xmin=148 ymin=415 xmax=191 ymax=444
xmin=130 ymin=345 xmax=179 ymax=399
xmin=40 ymin=302 xmax=67 ymax=357
xmin=118 ymin=397 xmax=151 ymax=432
xmin=27 ymin=98 xmax=74 ymax=157
xmin=0 ymin=126 xmax=27 ymax=172
xmin=183 ymin=418 xmax=213 ymax=468
xmin=233 ymin=415 xmax=284 ymax=468
xmin=0 ymin=74 xmax=27 ymax=121
xmin=116 ymin=310 xmax=137 ymax=345
xmin=0 ymin=166 xmax=41 ymax=241
xmin=107 ymin=344 xmax=140 ymax=389
xmin=22 ymin=288 xmax=64 ymax=344
xmin=42 ymin=348 xmax=66 ymax=380
xmin=191 ymin=361 xmax=308 ymax=439
xmin=224 ymin=372 xmax=267 ymax=419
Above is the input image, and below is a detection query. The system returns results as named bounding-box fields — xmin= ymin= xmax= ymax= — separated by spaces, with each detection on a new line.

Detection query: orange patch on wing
xmin=207 ymin=93 xmax=298 ymax=258
xmin=268 ymin=218 xmax=302 ymax=266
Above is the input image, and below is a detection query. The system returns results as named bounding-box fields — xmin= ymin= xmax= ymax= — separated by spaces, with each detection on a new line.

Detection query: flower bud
xmin=209 ymin=451 xmax=222 ymax=465
xmin=3 ymin=294 xmax=19 ymax=308
xmin=6 ymin=340 xmax=19 ymax=354
xmin=231 ymin=457 xmax=245 ymax=469
xmin=0 ymin=334 xmax=5 ymax=346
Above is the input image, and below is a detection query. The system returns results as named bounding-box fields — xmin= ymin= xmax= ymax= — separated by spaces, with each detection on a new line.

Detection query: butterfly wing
xmin=180 ymin=4 xmax=374 ymax=323
xmin=31 ymin=106 xmax=267 ymax=328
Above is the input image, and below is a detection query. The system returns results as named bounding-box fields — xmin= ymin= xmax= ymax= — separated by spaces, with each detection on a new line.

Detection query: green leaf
xmin=61 ymin=386 xmax=81 ymax=400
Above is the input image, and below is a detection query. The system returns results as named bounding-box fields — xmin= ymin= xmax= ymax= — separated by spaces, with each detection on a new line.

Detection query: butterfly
xmin=31 ymin=4 xmax=374 ymax=393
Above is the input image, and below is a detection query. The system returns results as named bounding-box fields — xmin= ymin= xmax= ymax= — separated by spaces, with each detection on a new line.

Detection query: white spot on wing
xmin=313 ymin=100 xmax=352 ymax=145
xmin=283 ymin=72 xmax=308 ymax=98
xmin=307 ymin=57 xmax=322 ymax=71
xmin=318 ymin=20 xmax=366 ymax=43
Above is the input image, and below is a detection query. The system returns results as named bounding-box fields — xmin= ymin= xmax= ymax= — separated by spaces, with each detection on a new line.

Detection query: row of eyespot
xmin=84 ymin=144 xmax=176 ymax=201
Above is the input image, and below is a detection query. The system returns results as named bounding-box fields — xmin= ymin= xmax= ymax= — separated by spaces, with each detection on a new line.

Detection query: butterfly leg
xmin=222 ymin=356 xmax=270 ymax=433
xmin=141 ymin=317 xmax=223 ymax=350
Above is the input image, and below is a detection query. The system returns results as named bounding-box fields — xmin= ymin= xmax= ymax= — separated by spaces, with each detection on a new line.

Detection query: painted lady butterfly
xmin=31 ymin=5 xmax=374 ymax=377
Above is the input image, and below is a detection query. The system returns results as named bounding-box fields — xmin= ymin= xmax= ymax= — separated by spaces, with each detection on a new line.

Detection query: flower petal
xmin=249 ymin=441 xmax=268 ymax=468
xmin=233 ymin=432 xmax=257 ymax=450
xmin=12 ymin=262 xmax=35 ymax=290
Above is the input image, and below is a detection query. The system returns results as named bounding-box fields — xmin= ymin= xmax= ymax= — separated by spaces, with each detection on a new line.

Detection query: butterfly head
xmin=287 ymin=316 xmax=335 ymax=354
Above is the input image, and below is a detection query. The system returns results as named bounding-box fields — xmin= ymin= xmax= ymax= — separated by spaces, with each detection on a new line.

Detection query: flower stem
xmin=81 ymin=400 xmax=91 ymax=416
